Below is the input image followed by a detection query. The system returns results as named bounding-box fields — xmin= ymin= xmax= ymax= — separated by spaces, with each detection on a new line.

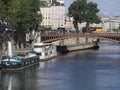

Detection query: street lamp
xmin=118 ymin=22 xmax=120 ymax=34
xmin=109 ymin=20 xmax=113 ymax=32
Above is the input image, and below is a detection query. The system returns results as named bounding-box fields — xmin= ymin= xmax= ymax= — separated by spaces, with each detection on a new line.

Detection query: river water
xmin=0 ymin=41 xmax=120 ymax=90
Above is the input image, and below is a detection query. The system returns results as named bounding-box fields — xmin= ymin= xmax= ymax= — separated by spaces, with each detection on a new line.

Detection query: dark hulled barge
xmin=1 ymin=51 xmax=39 ymax=71
xmin=1 ymin=41 xmax=40 ymax=71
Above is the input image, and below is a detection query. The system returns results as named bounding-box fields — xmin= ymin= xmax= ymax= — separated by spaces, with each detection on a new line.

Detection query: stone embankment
xmin=52 ymin=37 xmax=99 ymax=53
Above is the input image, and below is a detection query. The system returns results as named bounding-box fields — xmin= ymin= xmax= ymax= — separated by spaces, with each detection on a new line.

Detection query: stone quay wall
xmin=52 ymin=37 xmax=98 ymax=53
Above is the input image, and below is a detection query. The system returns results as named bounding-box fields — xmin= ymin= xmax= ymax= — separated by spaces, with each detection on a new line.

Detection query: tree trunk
xmin=86 ymin=22 xmax=90 ymax=33
xmin=73 ymin=21 xmax=79 ymax=32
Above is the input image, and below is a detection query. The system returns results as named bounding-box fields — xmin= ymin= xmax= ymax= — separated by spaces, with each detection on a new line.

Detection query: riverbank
xmin=57 ymin=42 xmax=99 ymax=53
xmin=53 ymin=37 xmax=99 ymax=53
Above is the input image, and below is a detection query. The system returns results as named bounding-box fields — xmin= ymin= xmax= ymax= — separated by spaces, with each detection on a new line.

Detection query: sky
xmin=64 ymin=0 xmax=120 ymax=16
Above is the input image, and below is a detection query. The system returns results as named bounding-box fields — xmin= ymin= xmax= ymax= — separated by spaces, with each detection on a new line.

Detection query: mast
xmin=7 ymin=41 xmax=12 ymax=57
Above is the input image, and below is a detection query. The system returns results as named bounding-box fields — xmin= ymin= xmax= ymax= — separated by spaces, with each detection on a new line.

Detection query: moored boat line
xmin=0 ymin=40 xmax=99 ymax=71
xmin=0 ymin=41 xmax=58 ymax=71
xmin=0 ymin=41 xmax=40 ymax=71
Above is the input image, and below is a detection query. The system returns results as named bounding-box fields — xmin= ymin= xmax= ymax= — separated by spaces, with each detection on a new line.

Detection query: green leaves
xmin=68 ymin=0 xmax=87 ymax=32
xmin=85 ymin=2 xmax=101 ymax=23
xmin=0 ymin=0 xmax=9 ymax=21
xmin=0 ymin=0 xmax=43 ymax=50
xmin=0 ymin=0 xmax=42 ymax=33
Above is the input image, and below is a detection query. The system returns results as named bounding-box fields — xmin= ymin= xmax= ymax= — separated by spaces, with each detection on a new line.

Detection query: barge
xmin=1 ymin=41 xmax=39 ymax=71
xmin=1 ymin=51 xmax=39 ymax=71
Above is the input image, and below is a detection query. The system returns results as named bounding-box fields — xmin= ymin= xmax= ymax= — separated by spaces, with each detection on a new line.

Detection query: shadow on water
xmin=0 ymin=64 xmax=40 ymax=90
xmin=0 ymin=58 xmax=57 ymax=90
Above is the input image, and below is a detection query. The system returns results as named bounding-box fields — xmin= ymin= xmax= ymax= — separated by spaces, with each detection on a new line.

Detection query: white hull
xmin=40 ymin=54 xmax=57 ymax=61
xmin=34 ymin=43 xmax=57 ymax=61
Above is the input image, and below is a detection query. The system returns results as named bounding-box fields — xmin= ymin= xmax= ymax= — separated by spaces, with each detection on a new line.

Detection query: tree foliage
xmin=69 ymin=0 xmax=87 ymax=32
xmin=8 ymin=0 xmax=42 ymax=32
xmin=0 ymin=1 xmax=5 ymax=20
xmin=68 ymin=0 xmax=101 ymax=32
xmin=0 ymin=0 xmax=42 ymax=50
xmin=0 ymin=0 xmax=42 ymax=32
xmin=85 ymin=1 xmax=101 ymax=32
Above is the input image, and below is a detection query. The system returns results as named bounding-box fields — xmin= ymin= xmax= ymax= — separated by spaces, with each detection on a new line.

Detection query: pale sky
xmin=64 ymin=0 xmax=120 ymax=16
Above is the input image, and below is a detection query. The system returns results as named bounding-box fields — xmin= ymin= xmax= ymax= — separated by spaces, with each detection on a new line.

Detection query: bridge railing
xmin=40 ymin=32 xmax=120 ymax=43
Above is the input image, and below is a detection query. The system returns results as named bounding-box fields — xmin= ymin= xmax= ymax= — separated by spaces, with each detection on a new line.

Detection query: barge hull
xmin=2 ymin=62 xmax=39 ymax=71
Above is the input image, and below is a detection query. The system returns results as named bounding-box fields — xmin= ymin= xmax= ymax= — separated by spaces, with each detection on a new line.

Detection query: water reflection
xmin=39 ymin=58 xmax=57 ymax=69
xmin=0 ymin=64 xmax=39 ymax=90
xmin=0 ymin=58 xmax=57 ymax=90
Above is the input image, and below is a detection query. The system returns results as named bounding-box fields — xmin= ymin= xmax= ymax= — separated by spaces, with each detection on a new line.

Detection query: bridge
xmin=39 ymin=32 xmax=120 ymax=43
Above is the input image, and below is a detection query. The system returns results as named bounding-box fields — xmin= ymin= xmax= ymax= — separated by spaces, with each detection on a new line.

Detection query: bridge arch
xmin=40 ymin=33 xmax=120 ymax=43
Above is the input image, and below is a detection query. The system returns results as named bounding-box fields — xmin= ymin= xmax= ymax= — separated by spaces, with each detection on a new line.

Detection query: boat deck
xmin=13 ymin=49 xmax=34 ymax=57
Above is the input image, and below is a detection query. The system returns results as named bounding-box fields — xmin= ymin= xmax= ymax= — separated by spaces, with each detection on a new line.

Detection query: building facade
xmin=94 ymin=16 xmax=120 ymax=32
xmin=40 ymin=0 xmax=65 ymax=30
xmin=65 ymin=15 xmax=120 ymax=32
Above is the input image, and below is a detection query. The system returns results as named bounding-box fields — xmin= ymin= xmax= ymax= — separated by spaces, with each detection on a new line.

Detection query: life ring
xmin=6 ymin=62 xmax=10 ymax=66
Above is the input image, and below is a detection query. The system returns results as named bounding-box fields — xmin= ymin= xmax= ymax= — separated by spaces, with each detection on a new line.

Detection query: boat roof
xmin=34 ymin=43 xmax=52 ymax=46
xmin=13 ymin=50 xmax=34 ymax=56
xmin=14 ymin=50 xmax=32 ymax=53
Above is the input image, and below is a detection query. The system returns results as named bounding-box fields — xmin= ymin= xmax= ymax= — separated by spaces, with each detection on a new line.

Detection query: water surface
xmin=0 ymin=41 xmax=120 ymax=90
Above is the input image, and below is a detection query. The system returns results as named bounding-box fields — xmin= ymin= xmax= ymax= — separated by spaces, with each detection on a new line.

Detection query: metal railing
xmin=39 ymin=32 xmax=120 ymax=43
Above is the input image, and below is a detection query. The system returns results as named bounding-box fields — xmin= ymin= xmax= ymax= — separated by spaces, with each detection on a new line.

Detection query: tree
xmin=0 ymin=1 xmax=5 ymax=20
xmin=8 ymin=0 xmax=42 ymax=32
xmin=85 ymin=1 xmax=101 ymax=32
xmin=0 ymin=0 xmax=10 ymax=52
xmin=0 ymin=0 xmax=42 ymax=50
xmin=69 ymin=0 xmax=87 ymax=32
xmin=68 ymin=0 xmax=101 ymax=32
xmin=0 ymin=0 xmax=10 ymax=20
xmin=7 ymin=0 xmax=42 ymax=48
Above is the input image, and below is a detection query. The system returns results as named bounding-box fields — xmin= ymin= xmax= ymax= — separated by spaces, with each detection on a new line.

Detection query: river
xmin=0 ymin=41 xmax=120 ymax=90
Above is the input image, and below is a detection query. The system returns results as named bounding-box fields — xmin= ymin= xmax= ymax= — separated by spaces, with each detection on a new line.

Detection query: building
xmin=40 ymin=0 xmax=65 ymax=30
xmin=65 ymin=15 xmax=120 ymax=32
xmin=100 ymin=16 xmax=120 ymax=32
xmin=65 ymin=15 xmax=75 ymax=31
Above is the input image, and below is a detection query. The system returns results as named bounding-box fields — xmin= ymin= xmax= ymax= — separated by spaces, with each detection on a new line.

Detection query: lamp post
xmin=109 ymin=20 xmax=112 ymax=32
xmin=118 ymin=22 xmax=120 ymax=34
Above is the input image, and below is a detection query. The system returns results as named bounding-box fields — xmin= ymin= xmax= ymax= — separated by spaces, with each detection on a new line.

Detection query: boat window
xmin=37 ymin=53 xmax=41 ymax=56
xmin=12 ymin=62 xmax=18 ymax=65
xmin=45 ymin=52 xmax=48 ymax=56
xmin=17 ymin=53 xmax=26 ymax=57
xmin=2 ymin=56 xmax=7 ymax=60
xmin=34 ymin=46 xmax=42 ymax=48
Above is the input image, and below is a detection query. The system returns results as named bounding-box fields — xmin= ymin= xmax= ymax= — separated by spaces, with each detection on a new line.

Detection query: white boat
xmin=34 ymin=43 xmax=57 ymax=61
